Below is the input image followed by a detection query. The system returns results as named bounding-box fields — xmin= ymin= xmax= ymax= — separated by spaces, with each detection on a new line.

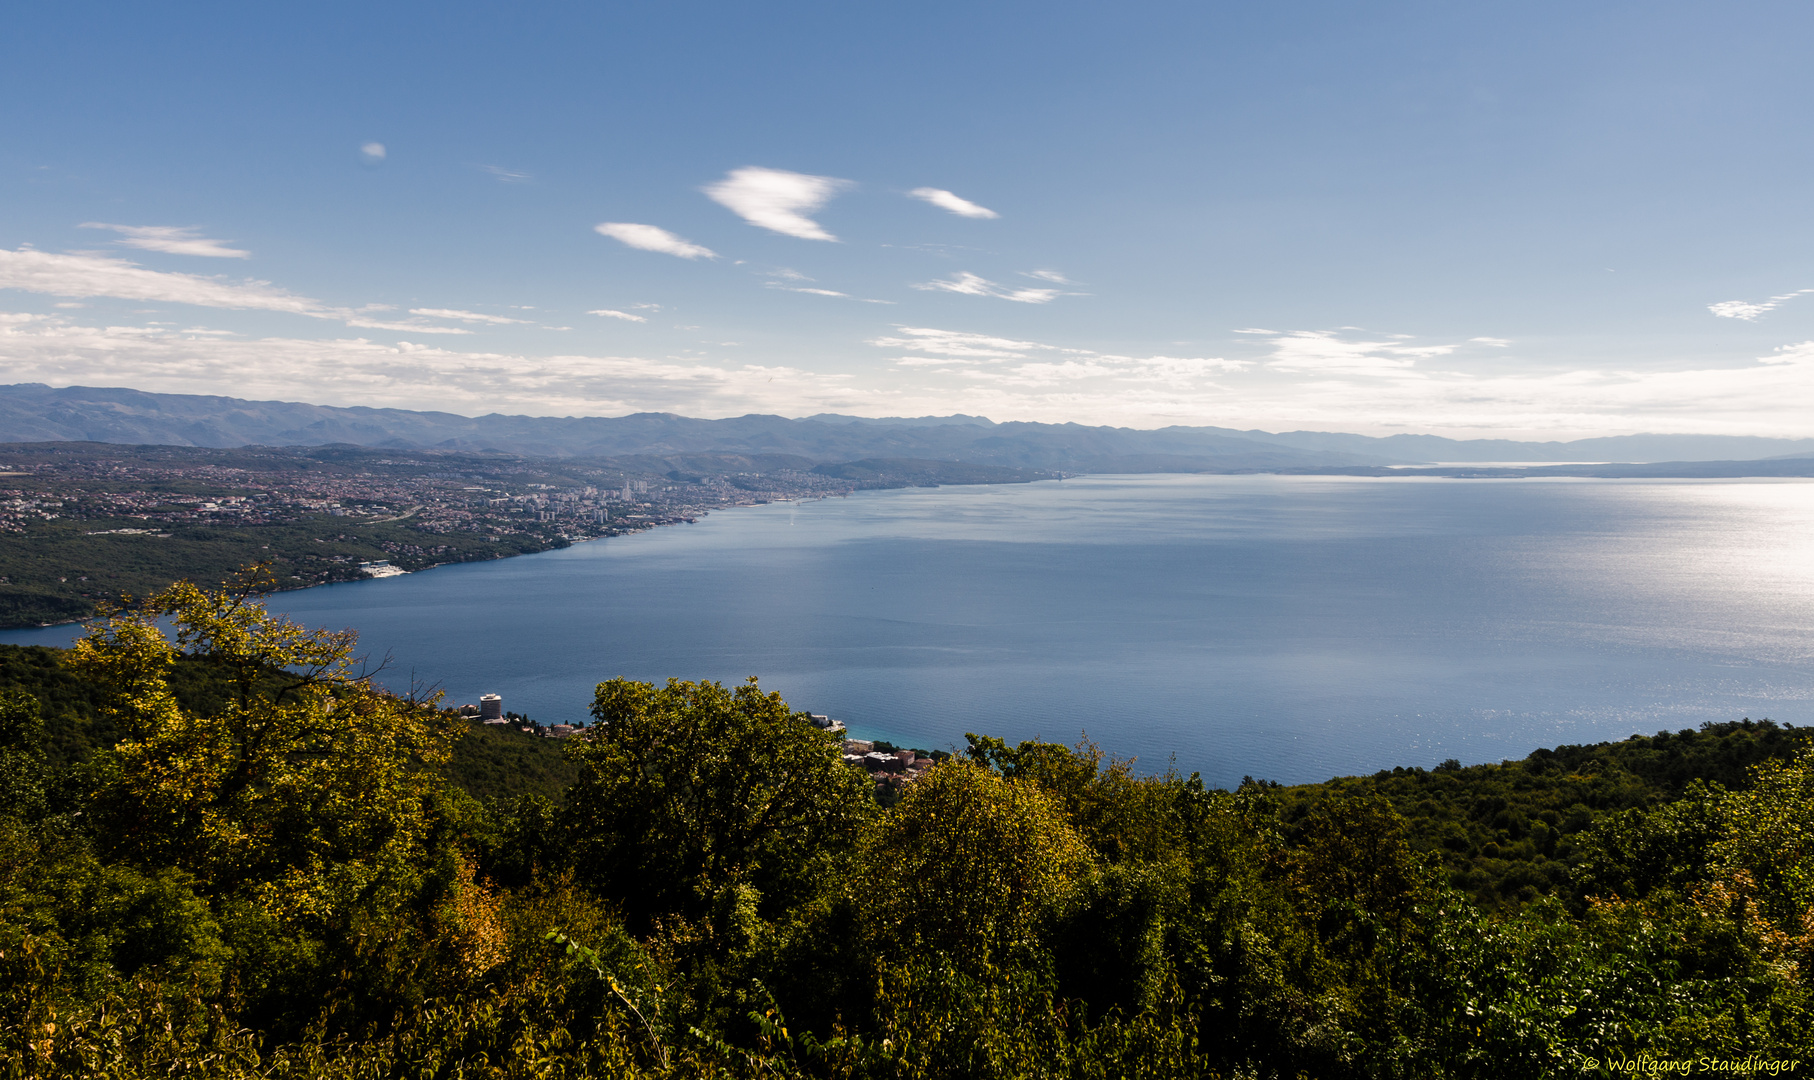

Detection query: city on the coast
xmin=0 ymin=440 xmax=886 ymax=627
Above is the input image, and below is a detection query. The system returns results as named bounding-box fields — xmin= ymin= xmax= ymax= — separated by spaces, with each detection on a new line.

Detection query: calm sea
xmin=10 ymin=474 xmax=1814 ymax=787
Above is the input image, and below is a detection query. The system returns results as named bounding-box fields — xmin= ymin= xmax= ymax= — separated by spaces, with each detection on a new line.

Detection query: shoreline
xmin=9 ymin=462 xmax=1812 ymax=634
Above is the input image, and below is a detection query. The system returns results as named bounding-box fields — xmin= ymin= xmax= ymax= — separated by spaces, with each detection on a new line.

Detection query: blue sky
xmin=3 ymin=0 xmax=1812 ymax=436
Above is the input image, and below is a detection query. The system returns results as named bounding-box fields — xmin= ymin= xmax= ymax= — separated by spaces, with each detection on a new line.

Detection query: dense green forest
xmin=2 ymin=578 xmax=1811 ymax=1077
xmin=0 ymin=516 xmax=563 ymax=629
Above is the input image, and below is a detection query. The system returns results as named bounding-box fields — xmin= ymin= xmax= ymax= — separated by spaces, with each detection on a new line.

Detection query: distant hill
xmin=1221 ymin=428 xmax=1814 ymax=463
xmin=0 ymin=383 xmax=1387 ymax=470
xmin=4 ymin=382 xmax=1813 ymax=470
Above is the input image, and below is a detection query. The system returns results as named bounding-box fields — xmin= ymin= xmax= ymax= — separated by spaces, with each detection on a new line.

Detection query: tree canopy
xmin=566 ymin=676 xmax=874 ymax=930
xmin=1 ymin=585 xmax=1811 ymax=1078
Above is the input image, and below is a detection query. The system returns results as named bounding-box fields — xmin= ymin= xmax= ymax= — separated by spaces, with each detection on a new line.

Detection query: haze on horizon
xmin=2 ymin=1 xmax=1812 ymax=440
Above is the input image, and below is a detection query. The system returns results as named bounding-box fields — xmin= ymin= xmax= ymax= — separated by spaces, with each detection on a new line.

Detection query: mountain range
xmin=5 ymin=382 xmax=1812 ymax=471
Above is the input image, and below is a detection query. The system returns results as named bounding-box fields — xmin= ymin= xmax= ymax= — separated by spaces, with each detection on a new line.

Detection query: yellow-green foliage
xmin=1706 ymin=747 xmax=1814 ymax=929
xmin=71 ymin=573 xmax=461 ymax=932
xmin=859 ymin=758 xmax=1092 ymax=960
xmin=566 ymin=676 xmax=874 ymax=931
xmin=4 ymin=583 xmax=1814 ymax=1078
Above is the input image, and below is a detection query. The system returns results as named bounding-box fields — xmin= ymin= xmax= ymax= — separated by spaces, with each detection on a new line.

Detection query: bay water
xmin=10 ymin=474 xmax=1814 ymax=787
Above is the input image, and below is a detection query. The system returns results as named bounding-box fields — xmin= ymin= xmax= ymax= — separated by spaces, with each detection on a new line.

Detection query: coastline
xmin=8 ymin=457 xmax=1811 ymax=634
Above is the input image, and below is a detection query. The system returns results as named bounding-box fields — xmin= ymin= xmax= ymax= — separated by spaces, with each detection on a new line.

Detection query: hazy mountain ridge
xmin=5 ymin=383 xmax=1813 ymax=469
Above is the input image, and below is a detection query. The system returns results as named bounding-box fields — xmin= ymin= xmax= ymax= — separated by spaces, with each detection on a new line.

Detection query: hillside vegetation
xmin=0 ymin=441 xmax=1065 ymax=628
xmin=2 ymin=579 xmax=1811 ymax=1077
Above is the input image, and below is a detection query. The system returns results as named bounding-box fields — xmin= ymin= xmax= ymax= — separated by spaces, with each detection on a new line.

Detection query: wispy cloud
xmin=593 ymin=222 xmax=718 ymax=260
xmin=342 ymin=316 xmax=472 ymax=335
xmin=1022 ymin=269 xmax=1071 ymax=284
xmin=360 ymin=142 xmax=386 ymax=163
xmin=892 ymin=355 xmax=982 ymax=367
xmin=908 ymin=187 xmax=998 ymax=219
xmin=410 ymin=308 xmax=530 ymax=325
xmin=482 ymin=165 xmax=531 ymax=183
xmin=868 ymin=325 xmax=1244 ymax=387
xmin=1758 ymin=340 xmax=1814 ymax=365
xmin=1121 ymin=355 xmax=1253 ymax=379
xmin=0 ymin=311 xmax=881 ymax=418
xmin=1260 ymin=330 xmax=1462 ymax=377
xmin=9 ymin=306 xmax=1814 ymax=436
xmin=1 ymin=248 xmax=323 ymax=313
xmin=78 ymin=223 xmax=249 ymax=259
xmin=850 ymin=322 xmax=1814 ymax=434
xmin=703 ymin=166 xmax=852 ymax=241
xmin=1709 ymin=289 xmax=1814 ymax=321
xmin=589 ymin=309 xmax=648 ymax=323
xmin=761 ymin=268 xmax=893 ymax=303
xmin=911 ymin=271 xmax=1066 ymax=304
xmin=0 ymin=248 xmax=471 ymax=333
xmin=870 ymin=326 xmax=1062 ymax=360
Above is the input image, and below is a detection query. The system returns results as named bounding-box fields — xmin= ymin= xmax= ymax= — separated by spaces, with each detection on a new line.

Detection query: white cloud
xmin=859 ymin=325 xmax=1814 ymax=434
xmin=0 ymin=248 xmax=471 ymax=334
xmin=1261 ymin=330 xmax=1460 ymax=377
xmin=1711 ymin=301 xmax=1767 ymax=320
xmin=1758 ymin=340 xmax=1814 ymax=365
xmin=589 ymin=309 xmax=648 ymax=323
xmin=342 ymin=317 xmax=471 ymax=335
xmin=969 ymin=355 xmax=1249 ymax=389
xmin=594 ymin=222 xmax=718 ymax=260
xmin=409 ymin=308 xmax=530 ymax=325
xmin=762 ymin=271 xmax=893 ymax=303
xmin=1709 ymin=289 xmax=1814 ymax=321
xmin=1231 ymin=356 xmax=1814 ymax=438
xmin=892 ymin=355 xmax=981 ymax=367
xmin=870 ymin=326 xmax=1060 ymax=360
xmin=703 ymin=166 xmax=852 ymax=241
xmin=0 ymin=248 xmax=323 ymax=314
xmin=911 ymin=271 xmax=1064 ymax=304
xmin=0 ymin=311 xmax=879 ymax=417
xmin=908 ymin=187 xmax=999 ymax=219
xmin=78 ymin=223 xmax=249 ymax=259
xmin=483 ymin=165 xmax=530 ymax=182
xmin=991 ymin=360 xmax=1120 ymax=383
xmin=1123 ymin=355 xmax=1253 ymax=378
xmin=869 ymin=326 xmax=1244 ymax=389
xmin=1022 ymin=269 xmax=1071 ymax=283
xmin=361 ymin=142 xmax=387 ymax=162
xmin=8 ymin=308 xmax=1814 ymax=436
